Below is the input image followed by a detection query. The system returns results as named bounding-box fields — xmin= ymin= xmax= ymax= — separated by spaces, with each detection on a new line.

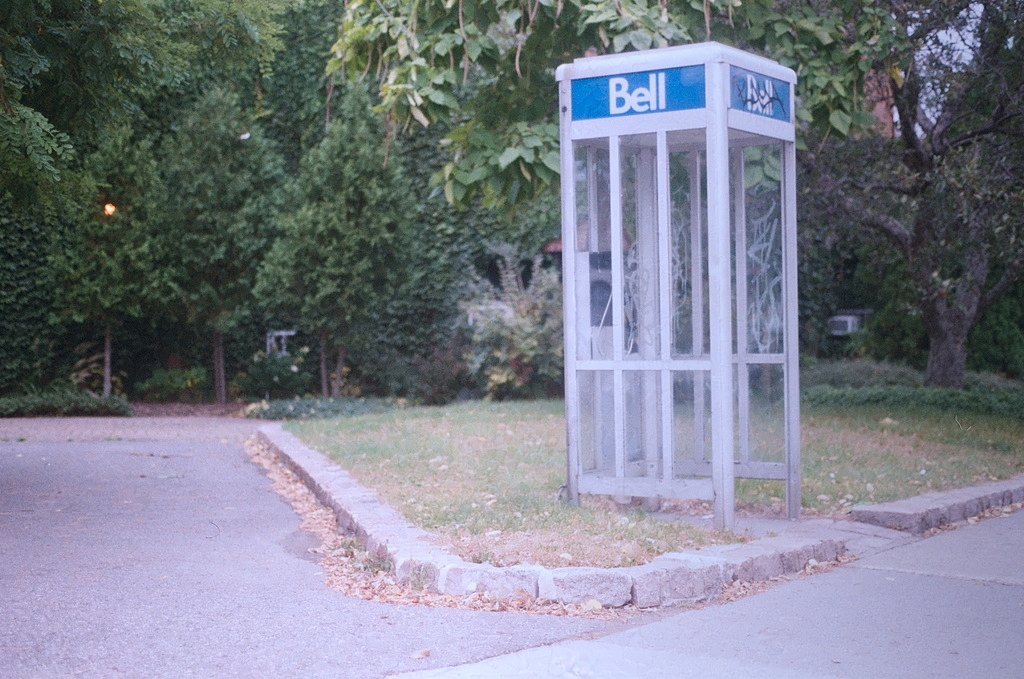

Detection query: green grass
xmin=789 ymin=404 xmax=1024 ymax=512
xmin=287 ymin=395 xmax=1024 ymax=567
xmin=289 ymin=400 xmax=741 ymax=568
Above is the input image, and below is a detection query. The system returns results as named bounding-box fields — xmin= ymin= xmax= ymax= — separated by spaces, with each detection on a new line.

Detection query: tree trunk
xmin=331 ymin=344 xmax=347 ymax=397
xmin=102 ymin=323 xmax=113 ymax=398
xmin=921 ymin=299 xmax=973 ymax=389
xmin=319 ymin=329 xmax=330 ymax=397
xmin=213 ymin=329 xmax=227 ymax=404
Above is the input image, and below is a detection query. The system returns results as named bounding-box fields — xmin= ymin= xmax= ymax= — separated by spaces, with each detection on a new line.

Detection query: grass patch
xmin=738 ymin=404 xmax=1024 ymax=514
xmin=288 ymin=393 xmax=1024 ymax=568
xmin=289 ymin=400 xmax=741 ymax=569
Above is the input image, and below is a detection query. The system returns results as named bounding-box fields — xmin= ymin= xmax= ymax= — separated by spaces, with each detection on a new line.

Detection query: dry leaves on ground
xmin=245 ymin=436 xmax=633 ymax=620
xmin=244 ymin=436 xmax=864 ymax=617
xmin=717 ymin=553 xmax=857 ymax=604
xmin=923 ymin=500 xmax=1024 ymax=535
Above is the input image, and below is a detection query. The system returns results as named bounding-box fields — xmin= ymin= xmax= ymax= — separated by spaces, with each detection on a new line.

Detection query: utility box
xmin=556 ymin=43 xmax=800 ymax=529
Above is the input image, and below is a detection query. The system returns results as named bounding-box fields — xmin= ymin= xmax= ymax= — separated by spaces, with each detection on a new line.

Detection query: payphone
xmin=557 ymin=43 xmax=800 ymax=529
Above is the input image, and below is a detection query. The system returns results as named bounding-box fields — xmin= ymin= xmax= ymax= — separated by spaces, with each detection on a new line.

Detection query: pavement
xmin=394 ymin=508 xmax=1024 ymax=678
xmin=0 ymin=417 xmax=613 ymax=678
xmin=2 ymin=415 xmax=1023 ymax=678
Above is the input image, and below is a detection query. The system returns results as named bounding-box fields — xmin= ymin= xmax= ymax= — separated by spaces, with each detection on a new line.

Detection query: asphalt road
xmin=0 ymin=417 xmax=613 ymax=679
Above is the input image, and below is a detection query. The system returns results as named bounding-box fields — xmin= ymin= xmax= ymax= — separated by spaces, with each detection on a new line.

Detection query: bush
xmin=801 ymin=358 xmax=924 ymax=389
xmin=136 ymin=367 xmax=208 ymax=402
xmin=0 ymin=392 xmax=132 ymax=417
xmin=802 ymin=384 xmax=1024 ymax=421
xmin=462 ymin=246 xmax=563 ymax=400
xmin=801 ymin=357 xmax=1024 ymax=392
xmin=235 ymin=350 xmax=312 ymax=399
xmin=409 ymin=343 xmax=470 ymax=405
xmin=244 ymin=396 xmax=394 ymax=420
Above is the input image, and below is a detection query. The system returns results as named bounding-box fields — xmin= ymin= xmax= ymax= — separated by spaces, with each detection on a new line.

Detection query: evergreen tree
xmin=158 ymin=87 xmax=285 ymax=403
xmin=257 ymin=85 xmax=412 ymax=396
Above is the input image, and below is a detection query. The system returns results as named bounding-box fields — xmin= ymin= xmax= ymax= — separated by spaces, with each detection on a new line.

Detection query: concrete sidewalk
xmin=0 ymin=417 xmax=614 ymax=679
xmin=3 ymin=415 xmax=1021 ymax=678
xmin=258 ymin=423 xmax=1022 ymax=608
xmin=256 ymin=422 xmax=1024 ymax=678
xmin=394 ymin=508 xmax=1024 ymax=678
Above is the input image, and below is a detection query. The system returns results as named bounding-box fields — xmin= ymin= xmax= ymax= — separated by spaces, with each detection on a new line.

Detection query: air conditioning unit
xmin=828 ymin=315 xmax=861 ymax=336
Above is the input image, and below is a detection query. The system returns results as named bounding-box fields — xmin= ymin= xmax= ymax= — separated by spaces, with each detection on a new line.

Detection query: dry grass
xmin=739 ymin=405 xmax=1024 ymax=514
xmin=289 ymin=401 xmax=742 ymax=569
xmin=288 ymin=399 xmax=1024 ymax=568
xmin=245 ymin=436 xmax=633 ymax=620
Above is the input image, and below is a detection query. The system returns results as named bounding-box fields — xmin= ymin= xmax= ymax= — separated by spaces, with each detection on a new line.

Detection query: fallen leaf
xmin=410 ymin=648 xmax=432 ymax=660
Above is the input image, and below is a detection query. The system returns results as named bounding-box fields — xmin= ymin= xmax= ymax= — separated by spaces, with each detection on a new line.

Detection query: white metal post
xmin=706 ymin=59 xmax=735 ymax=531
xmin=559 ymin=79 xmax=581 ymax=505
xmin=783 ymin=139 xmax=801 ymax=519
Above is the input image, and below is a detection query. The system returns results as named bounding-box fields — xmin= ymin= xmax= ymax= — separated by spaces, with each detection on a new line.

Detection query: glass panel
xmin=672 ymin=371 xmax=712 ymax=476
xmin=572 ymin=139 xmax=613 ymax=360
xmin=747 ymin=363 xmax=785 ymax=463
xmin=573 ymin=141 xmax=611 ymax=253
xmin=577 ymin=370 xmax=615 ymax=474
xmin=669 ymin=149 xmax=709 ymax=357
xmin=744 ymin=144 xmax=784 ymax=354
xmin=620 ymin=134 xmax=659 ymax=359
xmin=623 ymin=371 xmax=661 ymax=478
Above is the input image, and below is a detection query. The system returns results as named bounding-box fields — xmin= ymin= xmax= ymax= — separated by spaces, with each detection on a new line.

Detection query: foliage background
xmin=2 ymin=0 xmax=1024 ymax=401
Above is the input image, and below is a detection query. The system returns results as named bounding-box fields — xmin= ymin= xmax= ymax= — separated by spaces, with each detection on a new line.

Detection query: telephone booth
xmin=557 ymin=43 xmax=800 ymax=529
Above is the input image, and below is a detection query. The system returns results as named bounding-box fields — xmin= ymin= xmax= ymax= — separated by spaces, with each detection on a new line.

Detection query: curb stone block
xmin=256 ymin=424 xmax=882 ymax=609
xmin=765 ymin=538 xmax=817 ymax=573
xmin=698 ymin=543 xmax=785 ymax=582
xmin=629 ymin=563 xmax=669 ymax=609
xmin=851 ymin=474 xmax=1024 ymax=534
xmin=393 ymin=550 xmax=452 ymax=591
xmin=478 ymin=564 xmax=543 ymax=599
xmin=437 ymin=563 xmax=492 ymax=596
xmin=812 ymin=539 xmax=843 ymax=563
xmin=650 ymin=554 xmax=727 ymax=604
xmin=538 ymin=567 xmax=633 ymax=607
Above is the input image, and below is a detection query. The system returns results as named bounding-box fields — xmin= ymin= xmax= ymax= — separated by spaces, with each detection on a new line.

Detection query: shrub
xmin=136 ymin=367 xmax=208 ymax=402
xmin=235 ymin=350 xmax=312 ymax=400
xmin=244 ymin=396 xmax=395 ymax=420
xmin=801 ymin=358 xmax=924 ymax=389
xmin=409 ymin=342 xmax=470 ymax=405
xmin=802 ymin=384 xmax=1024 ymax=421
xmin=462 ymin=245 xmax=563 ymax=400
xmin=0 ymin=392 xmax=132 ymax=417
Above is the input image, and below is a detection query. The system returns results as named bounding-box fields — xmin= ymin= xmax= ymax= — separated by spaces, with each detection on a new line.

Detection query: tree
xmin=333 ymin=0 xmax=1024 ymax=388
xmin=810 ymin=1 xmax=1024 ymax=387
xmin=49 ymin=126 xmax=170 ymax=396
xmin=1 ymin=0 xmax=291 ymax=395
xmin=329 ymin=0 xmax=886 ymax=207
xmin=256 ymin=85 xmax=413 ymax=396
xmin=260 ymin=0 xmax=348 ymax=172
xmin=159 ymin=87 xmax=285 ymax=403
xmin=0 ymin=0 xmax=286 ymax=202
xmin=0 ymin=192 xmax=63 ymax=393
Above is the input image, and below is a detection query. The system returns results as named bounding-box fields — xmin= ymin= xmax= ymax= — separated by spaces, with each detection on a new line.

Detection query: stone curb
xmin=256 ymin=423 xmax=844 ymax=609
xmin=849 ymin=474 xmax=1024 ymax=534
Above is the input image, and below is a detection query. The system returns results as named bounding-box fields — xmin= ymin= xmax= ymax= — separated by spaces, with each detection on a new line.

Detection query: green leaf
xmin=828 ymin=109 xmax=853 ymax=137
xmin=497 ymin=146 xmax=521 ymax=169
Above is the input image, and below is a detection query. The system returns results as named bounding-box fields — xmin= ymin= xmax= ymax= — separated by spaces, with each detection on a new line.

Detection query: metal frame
xmin=557 ymin=43 xmax=799 ymax=530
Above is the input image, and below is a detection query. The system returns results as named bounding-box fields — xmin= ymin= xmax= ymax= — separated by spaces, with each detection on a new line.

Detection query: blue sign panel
xmin=571 ymin=65 xmax=705 ymax=120
xmin=729 ymin=66 xmax=790 ymax=122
